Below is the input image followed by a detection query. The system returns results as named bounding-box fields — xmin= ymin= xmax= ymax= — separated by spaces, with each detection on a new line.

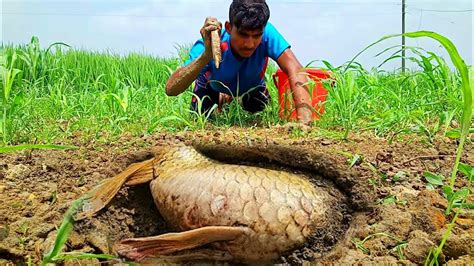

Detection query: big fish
xmin=76 ymin=144 xmax=345 ymax=263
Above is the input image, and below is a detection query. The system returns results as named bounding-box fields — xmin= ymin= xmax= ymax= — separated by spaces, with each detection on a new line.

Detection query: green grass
xmin=0 ymin=35 xmax=466 ymax=145
xmin=0 ymin=144 xmax=78 ymax=153
xmin=40 ymin=197 xmax=122 ymax=265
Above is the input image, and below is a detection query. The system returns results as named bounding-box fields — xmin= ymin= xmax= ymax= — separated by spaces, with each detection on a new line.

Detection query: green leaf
xmin=351 ymin=238 xmax=369 ymax=254
xmin=453 ymin=187 xmax=470 ymax=199
xmin=381 ymin=196 xmax=396 ymax=205
xmin=445 ymin=129 xmax=461 ymax=138
xmin=458 ymin=163 xmax=473 ymax=181
xmin=453 ymin=203 xmax=474 ymax=209
xmin=445 ymin=187 xmax=470 ymax=215
xmin=442 ymin=185 xmax=453 ymax=198
xmin=41 ymin=198 xmax=84 ymax=265
xmin=392 ymin=171 xmax=406 ymax=182
xmin=0 ymin=144 xmax=78 ymax=153
xmin=0 ymin=53 xmax=6 ymax=66
xmin=424 ymin=172 xmax=445 ymax=186
xmin=51 ymin=252 xmax=117 ymax=262
xmin=3 ymin=68 xmax=20 ymax=101
xmin=446 ymin=128 xmax=474 ymax=139
xmin=349 ymin=154 xmax=362 ymax=168
xmin=45 ymin=42 xmax=71 ymax=54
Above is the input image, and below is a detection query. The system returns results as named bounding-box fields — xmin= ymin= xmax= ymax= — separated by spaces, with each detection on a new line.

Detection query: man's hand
xmin=295 ymin=100 xmax=313 ymax=125
xmin=277 ymin=49 xmax=313 ymax=125
xmin=200 ymin=17 xmax=222 ymax=62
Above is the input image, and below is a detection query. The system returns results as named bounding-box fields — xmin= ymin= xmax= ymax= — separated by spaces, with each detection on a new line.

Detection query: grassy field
xmin=0 ymin=36 xmax=467 ymax=145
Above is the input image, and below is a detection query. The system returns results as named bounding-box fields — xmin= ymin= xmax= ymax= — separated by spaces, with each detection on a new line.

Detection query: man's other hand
xmin=217 ymin=93 xmax=233 ymax=112
xmin=296 ymin=103 xmax=313 ymax=125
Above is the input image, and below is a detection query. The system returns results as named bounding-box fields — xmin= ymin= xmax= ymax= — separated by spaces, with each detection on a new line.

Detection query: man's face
xmin=226 ymin=22 xmax=264 ymax=58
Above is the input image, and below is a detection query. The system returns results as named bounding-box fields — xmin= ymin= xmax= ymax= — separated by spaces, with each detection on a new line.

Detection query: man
xmin=165 ymin=0 xmax=313 ymax=124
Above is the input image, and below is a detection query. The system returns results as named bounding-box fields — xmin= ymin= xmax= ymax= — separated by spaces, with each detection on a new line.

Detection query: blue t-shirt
xmin=183 ymin=22 xmax=290 ymax=96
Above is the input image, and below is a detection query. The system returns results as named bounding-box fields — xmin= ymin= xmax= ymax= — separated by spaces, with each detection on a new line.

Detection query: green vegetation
xmin=352 ymin=232 xmax=408 ymax=260
xmin=347 ymin=31 xmax=471 ymax=266
xmin=0 ymin=35 xmax=467 ymax=144
xmin=0 ymin=144 xmax=78 ymax=153
xmin=1 ymin=32 xmax=472 ymax=265
xmin=40 ymin=198 xmax=121 ymax=265
xmin=0 ymin=49 xmax=21 ymax=143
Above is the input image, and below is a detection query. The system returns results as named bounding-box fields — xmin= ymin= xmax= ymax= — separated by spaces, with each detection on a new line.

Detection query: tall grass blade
xmin=401 ymin=31 xmax=472 ymax=266
xmin=0 ymin=144 xmax=78 ymax=153
xmin=52 ymin=252 xmax=116 ymax=261
xmin=41 ymin=198 xmax=84 ymax=266
xmin=399 ymin=32 xmax=471 ymax=188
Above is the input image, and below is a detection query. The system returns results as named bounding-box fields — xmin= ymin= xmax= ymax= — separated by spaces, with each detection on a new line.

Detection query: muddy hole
xmin=70 ymin=143 xmax=358 ymax=264
xmin=74 ymin=184 xmax=169 ymax=253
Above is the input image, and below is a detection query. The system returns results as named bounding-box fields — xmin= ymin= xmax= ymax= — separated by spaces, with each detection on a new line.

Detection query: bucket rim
xmin=274 ymin=68 xmax=332 ymax=76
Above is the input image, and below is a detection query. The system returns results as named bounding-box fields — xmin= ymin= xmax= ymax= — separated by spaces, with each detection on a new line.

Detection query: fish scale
xmin=149 ymin=145 xmax=340 ymax=261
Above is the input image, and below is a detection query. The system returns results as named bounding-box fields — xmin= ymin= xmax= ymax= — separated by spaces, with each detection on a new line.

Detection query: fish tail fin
xmin=74 ymin=158 xmax=156 ymax=221
xmin=125 ymin=159 xmax=156 ymax=185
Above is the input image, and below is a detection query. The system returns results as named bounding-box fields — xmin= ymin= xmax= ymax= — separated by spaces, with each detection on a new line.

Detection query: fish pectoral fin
xmin=74 ymin=158 xmax=156 ymax=221
xmin=114 ymin=226 xmax=247 ymax=261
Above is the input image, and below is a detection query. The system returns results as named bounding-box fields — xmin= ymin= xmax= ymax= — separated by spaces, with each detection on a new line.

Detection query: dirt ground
xmin=0 ymin=127 xmax=473 ymax=265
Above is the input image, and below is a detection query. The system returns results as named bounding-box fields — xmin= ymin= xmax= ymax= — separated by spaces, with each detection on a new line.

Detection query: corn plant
xmin=0 ymin=50 xmax=22 ymax=144
xmin=346 ymin=31 xmax=472 ymax=265
xmin=40 ymin=197 xmax=120 ymax=265
xmin=17 ymin=36 xmax=42 ymax=83
xmin=326 ymin=71 xmax=361 ymax=139
xmin=17 ymin=36 xmax=69 ymax=85
xmin=108 ymin=83 xmax=132 ymax=114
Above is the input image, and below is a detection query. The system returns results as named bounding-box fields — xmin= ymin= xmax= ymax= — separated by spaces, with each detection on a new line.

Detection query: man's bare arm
xmin=165 ymin=53 xmax=211 ymax=96
xmin=277 ymin=48 xmax=313 ymax=124
xmin=165 ymin=17 xmax=221 ymax=96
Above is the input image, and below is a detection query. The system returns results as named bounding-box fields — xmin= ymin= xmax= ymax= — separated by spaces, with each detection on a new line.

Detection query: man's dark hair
xmin=229 ymin=0 xmax=270 ymax=30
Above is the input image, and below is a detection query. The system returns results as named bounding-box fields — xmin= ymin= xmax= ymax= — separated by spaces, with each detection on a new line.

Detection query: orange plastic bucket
xmin=272 ymin=68 xmax=332 ymax=121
